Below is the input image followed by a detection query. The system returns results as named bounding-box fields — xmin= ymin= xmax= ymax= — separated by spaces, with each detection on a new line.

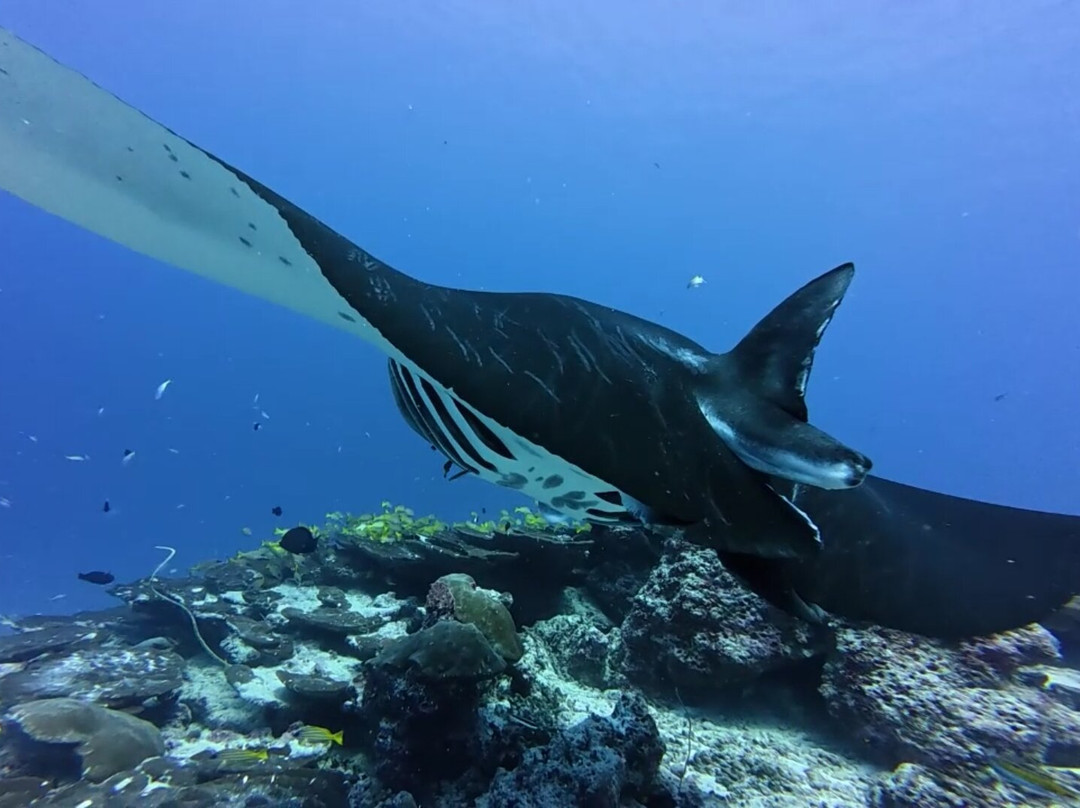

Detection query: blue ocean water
xmin=0 ymin=1 xmax=1077 ymax=620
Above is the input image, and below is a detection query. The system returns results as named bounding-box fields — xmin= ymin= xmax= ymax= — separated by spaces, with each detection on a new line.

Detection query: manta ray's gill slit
xmin=387 ymin=365 xmax=645 ymax=527
xmin=417 ymin=378 xmax=498 ymax=473
xmin=389 ymin=361 xmax=476 ymax=475
xmin=453 ymin=401 xmax=514 ymax=460
xmin=393 ymin=366 xmax=464 ymax=468
xmin=387 ymin=361 xmax=431 ymax=444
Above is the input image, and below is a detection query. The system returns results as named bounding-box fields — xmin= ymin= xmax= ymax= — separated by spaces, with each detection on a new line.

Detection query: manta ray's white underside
xmin=0 ymin=28 xmax=372 ymax=344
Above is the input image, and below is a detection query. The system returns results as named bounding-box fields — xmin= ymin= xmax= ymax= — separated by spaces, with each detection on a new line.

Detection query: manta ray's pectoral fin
xmin=784 ymin=476 xmax=1080 ymax=638
xmin=698 ymin=263 xmax=871 ymax=490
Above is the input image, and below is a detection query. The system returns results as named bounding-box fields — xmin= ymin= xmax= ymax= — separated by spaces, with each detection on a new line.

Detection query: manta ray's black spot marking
xmin=168 ymin=153 xmax=178 ymax=163
xmin=453 ymin=401 xmax=513 ymax=460
xmin=247 ymin=222 xmax=257 ymax=231
xmin=229 ymin=187 xmax=240 ymax=198
xmin=498 ymin=473 xmax=528 ymax=490
xmin=551 ymin=491 xmax=598 ymax=511
xmin=543 ymin=474 xmax=564 ymax=489
xmin=596 ymin=491 xmax=623 ymax=505
xmin=278 ymin=256 xmax=293 ymax=267
xmin=238 ymin=236 xmax=252 ymax=247
xmin=179 ymin=170 xmax=190 ymax=179
xmin=337 ymin=311 xmax=356 ymax=323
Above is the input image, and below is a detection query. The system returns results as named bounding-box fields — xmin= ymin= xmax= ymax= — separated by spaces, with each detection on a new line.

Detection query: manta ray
xmin=1 ymin=27 xmax=1077 ymax=639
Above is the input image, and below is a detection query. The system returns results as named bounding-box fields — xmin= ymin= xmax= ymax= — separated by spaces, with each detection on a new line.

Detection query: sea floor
xmin=1 ymin=513 xmax=1078 ymax=807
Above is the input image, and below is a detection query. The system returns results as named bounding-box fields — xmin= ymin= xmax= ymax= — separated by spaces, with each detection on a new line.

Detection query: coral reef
xmin=476 ymin=692 xmax=665 ymax=808
xmin=0 ymin=511 xmax=1077 ymax=806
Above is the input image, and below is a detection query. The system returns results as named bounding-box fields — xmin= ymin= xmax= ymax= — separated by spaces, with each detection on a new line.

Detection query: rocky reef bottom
xmin=2 ymin=512 xmax=1079 ymax=807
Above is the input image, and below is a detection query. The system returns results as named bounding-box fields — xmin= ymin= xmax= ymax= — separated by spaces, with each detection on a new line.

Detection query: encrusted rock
xmin=373 ymin=621 xmax=506 ymax=682
xmin=476 ymin=692 xmax=665 ymax=807
xmin=317 ymin=586 xmax=350 ymax=609
xmin=281 ymin=606 xmax=383 ymax=635
xmin=198 ymin=560 xmax=271 ymax=593
xmin=225 ymin=615 xmax=279 ymax=649
xmin=276 ymin=670 xmax=354 ymax=702
xmin=958 ymin=623 xmax=1061 ymax=675
xmin=1044 ymin=595 xmax=1080 ymax=662
xmin=221 ymin=615 xmax=293 ymax=666
xmin=426 ymin=573 xmax=523 ymax=663
xmin=870 ymin=763 xmax=981 ymax=808
xmin=0 ymin=647 xmax=184 ymax=708
xmin=0 ymin=775 xmax=51 ymax=808
xmin=619 ymin=538 xmax=825 ymax=695
xmin=821 ymin=625 xmax=1068 ymax=767
xmin=362 ymin=617 xmax=522 ymax=795
xmin=1017 ymin=664 xmax=1080 ymax=710
xmin=529 ymin=614 xmax=614 ymax=688
xmin=0 ymin=625 xmax=97 ymax=664
xmin=224 ymin=663 xmax=256 ymax=687
xmin=20 ymin=754 xmax=350 ymax=807
xmin=4 ymin=698 xmax=164 ymax=783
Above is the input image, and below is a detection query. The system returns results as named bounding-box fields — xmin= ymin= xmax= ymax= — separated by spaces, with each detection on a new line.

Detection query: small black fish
xmin=253 ymin=422 xmax=262 ymax=431
xmin=102 ymin=500 xmax=111 ymax=513
xmin=279 ymin=526 xmax=317 ymax=554
xmin=653 ymin=161 xmax=660 ymax=169
xmin=271 ymin=506 xmax=282 ymax=517
xmin=78 ymin=570 xmax=114 ymax=585
xmin=994 ymin=393 xmax=1007 ymax=402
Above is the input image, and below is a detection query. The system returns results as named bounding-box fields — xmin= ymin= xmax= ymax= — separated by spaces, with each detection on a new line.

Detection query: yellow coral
xmin=327 ymin=500 xmax=588 ymax=545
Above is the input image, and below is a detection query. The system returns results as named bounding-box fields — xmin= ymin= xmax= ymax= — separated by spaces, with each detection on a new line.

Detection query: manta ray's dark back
xmin=787 ymin=476 xmax=1080 ymax=637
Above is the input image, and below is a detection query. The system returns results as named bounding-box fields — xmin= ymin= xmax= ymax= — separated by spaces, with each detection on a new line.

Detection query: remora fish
xmin=1 ymin=28 xmax=1077 ymax=638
